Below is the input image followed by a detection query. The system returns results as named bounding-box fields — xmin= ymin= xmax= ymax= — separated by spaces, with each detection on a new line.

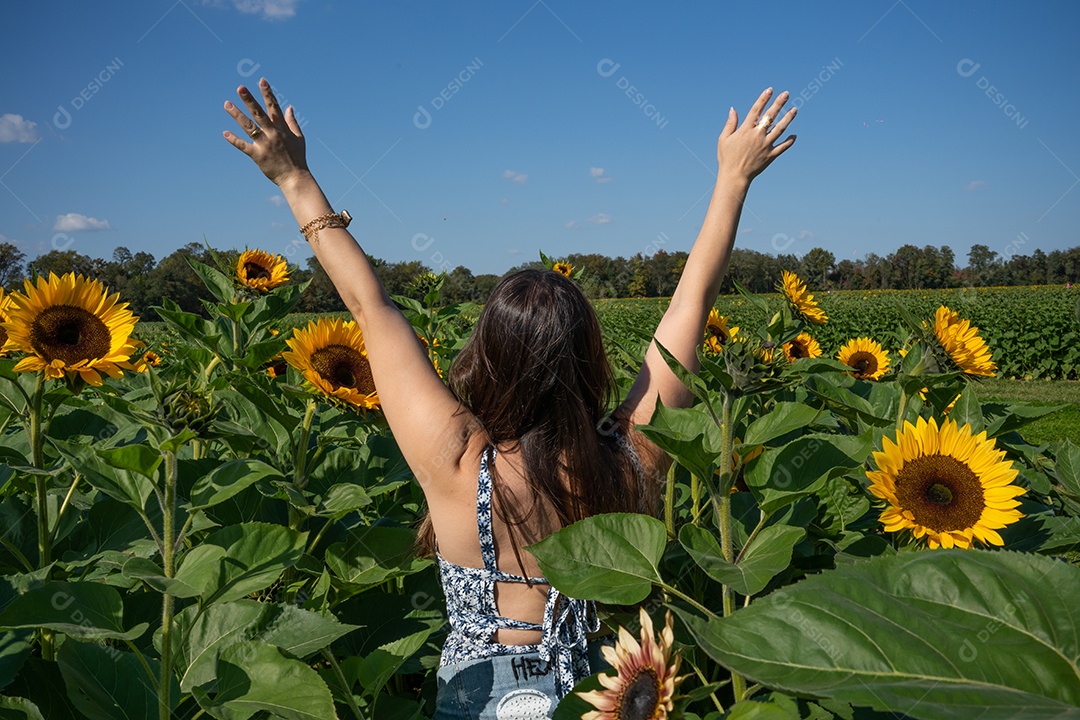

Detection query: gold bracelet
xmin=300 ymin=209 xmax=351 ymax=244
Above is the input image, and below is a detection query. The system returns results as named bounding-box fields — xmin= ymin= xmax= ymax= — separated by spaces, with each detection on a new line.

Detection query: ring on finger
xmin=756 ymin=114 xmax=773 ymax=130
xmin=249 ymin=126 xmax=262 ymax=139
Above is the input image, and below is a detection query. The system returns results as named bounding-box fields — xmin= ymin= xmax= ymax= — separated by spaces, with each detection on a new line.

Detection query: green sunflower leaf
xmin=0 ymin=581 xmax=147 ymax=641
xmin=527 ymin=513 xmax=666 ymax=605
xmin=192 ymin=640 xmax=335 ymax=720
xmin=676 ymin=550 xmax=1080 ymax=720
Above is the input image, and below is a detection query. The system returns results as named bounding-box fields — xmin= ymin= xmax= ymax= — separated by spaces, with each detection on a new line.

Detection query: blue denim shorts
xmin=433 ymin=637 xmax=614 ymax=719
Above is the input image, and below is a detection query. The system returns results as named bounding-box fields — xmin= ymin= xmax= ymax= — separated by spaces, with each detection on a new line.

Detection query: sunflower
xmin=266 ymin=353 xmax=288 ymax=379
xmin=553 ymin=262 xmax=573 ymax=278
xmin=142 ymin=350 xmax=162 ymax=367
xmin=282 ymin=317 xmax=379 ymax=411
xmin=0 ymin=287 xmax=13 ymax=355
xmin=932 ymin=305 xmax=996 ymax=377
xmin=868 ymin=416 xmax=1025 ymax=549
xmin=837 ymin=337 xmax=890 ymax=380
xmin=578 ymin=608 xmax=683 ymax=720
xmin=236 ymin=249 xmax=289 ymax=292
xmin=703 ymin=309 xmax=739 ymax=354
xmin=731 ymin=437 xmax=764 ymax=493
xmin=5 ymin=273 xmax=142 ymax=385
xmin=779 ymin=270 xmax=827 ymax=324
xmin=782 ymin=332 xmax=822 ymax=362
xmin=418 ymin=334 xmax=444 ymax=379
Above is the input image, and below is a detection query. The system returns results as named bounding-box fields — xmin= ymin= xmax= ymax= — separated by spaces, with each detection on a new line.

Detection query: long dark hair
xmin=417 ymin=269 xmax=650 ymax=566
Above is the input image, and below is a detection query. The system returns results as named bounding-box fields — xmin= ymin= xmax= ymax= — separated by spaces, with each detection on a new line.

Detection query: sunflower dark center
xmin=894 ymin=453 xmax=985 ymax=532
xmin=708 ymin=325 xmax=729 ymax=344
xmin=849 ymin=350 xmax=878 ymax=377
xmin=617 ymin=667 xmax=661 ymax=720
xmin=926 ymin=482 xmax=953 ymax=504
xmin=29 ymin=305 xmax=112 ymax=365
xmin=310 ymin=344 xmax=374 ymax=394
xmin=0 ymin=325 xmax=7 ymax=348
xmin=244 ymin=262 xmax=272 ymax=280
xmin=789 ymin=341 xmax=809 ymax=359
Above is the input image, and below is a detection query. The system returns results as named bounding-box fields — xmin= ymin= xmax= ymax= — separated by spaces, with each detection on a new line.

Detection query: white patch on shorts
xmin=495 ymin=688 xmax=552 ymax=718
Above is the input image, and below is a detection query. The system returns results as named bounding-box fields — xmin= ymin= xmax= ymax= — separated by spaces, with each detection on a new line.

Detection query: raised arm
xmin=222 ymin=79 xmax=478 ymax=484
xmin=617 ymin=88 xmax=797 ymax=447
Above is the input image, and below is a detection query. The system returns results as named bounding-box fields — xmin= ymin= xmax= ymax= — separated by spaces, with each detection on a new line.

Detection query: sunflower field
xmin=0 ymin=254 xmax=1079 ymax=720
xmin=595 ymin=283 xmax=1080 ymax=380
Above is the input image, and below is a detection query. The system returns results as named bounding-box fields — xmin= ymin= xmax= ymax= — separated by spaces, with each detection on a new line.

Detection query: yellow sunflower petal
xmin=4 ymin=273 xmax=140 ymax=384
xmin=868 ymin=412 xmax=1024 ymax=550
xmin=237 ymin=249 xmax=290 ymax=292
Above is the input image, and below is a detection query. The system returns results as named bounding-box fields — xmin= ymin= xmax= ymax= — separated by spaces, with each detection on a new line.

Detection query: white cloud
xmin=797 ymin=229 xmax=815 ymax=241
xmin=270 ymin=221 xmax=286 ymax=230
xmin=590 ymin=167 xmax=612 ymax=184
xmin=54 ymin=213 xmax=112 ymax=232
xmin=965 ymin=180 xmax=986 ymax=192
xmin=503 ymin=169 xmax=528 ymax=185
xmin=506 ymin=248 xmax=521 ymax=255
xmin=588 ymin=213 xmax=611 ymax=225
xmin=0 ymin=114 xmax=40 ymax=143
xmin=499 ymin=197 xmax=510 ymax=205
xmin=232 ymin=0 xmax=297 ymax=19
xmin=268 ymin=194 xmax=286 ymax=207
xmin=564 ymin=220 xmax=579 ymax=229
xmin=740 ymin=227 xmax=754 ymax=234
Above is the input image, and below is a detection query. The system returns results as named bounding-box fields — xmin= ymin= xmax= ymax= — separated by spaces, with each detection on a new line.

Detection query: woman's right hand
xmin=222 ymin=78 xmax=311 ymax=189
xmin=716 ymin=87 xmax=797 ymax=183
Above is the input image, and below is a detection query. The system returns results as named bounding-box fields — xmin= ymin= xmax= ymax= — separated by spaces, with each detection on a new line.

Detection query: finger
xmin=740 ymin=87 xmax=773 ymax=130
xmin=721 ymin=106 xmax=738 ymax=137
xmin=284 ymin=105 xmax=304 ymax=138
xmin=755 ymin=91 xmax=789 ymax=132
xmin=237 ymin=85 xmax=272 ymax=127
xmin=222 ymin=129 xmax=254 ymax=156
xmin=224 ymin=100 xmax=261 ymax=138
xmin=258 ymin=78 xmax=284 ymax=125
xmin=769 ymin=134 xmax=797 ymax=159
xmin=767 ymin=106 xmax=797 ymax=142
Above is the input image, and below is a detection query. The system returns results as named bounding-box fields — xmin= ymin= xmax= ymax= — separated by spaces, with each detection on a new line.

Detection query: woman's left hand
xmin=222 ymin=78 xmax=310 ymax=188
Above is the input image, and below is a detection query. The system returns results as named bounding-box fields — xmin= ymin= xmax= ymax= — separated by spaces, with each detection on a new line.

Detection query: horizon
xmin=2 ymin=1 xmax=1078 ymax=277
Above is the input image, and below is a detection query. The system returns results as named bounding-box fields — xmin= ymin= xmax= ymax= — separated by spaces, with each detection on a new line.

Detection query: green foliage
xmin=678 ymin=551 xmax=1080 ymax=719
xmin=595 ymin=285 xmax=1080 ymax=379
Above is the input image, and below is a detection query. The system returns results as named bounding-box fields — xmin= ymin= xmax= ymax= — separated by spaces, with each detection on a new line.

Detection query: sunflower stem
xmin=664 ymin=463 xmax=676 ymax=536
xmin=28 ymin=372 xmax=54 ymax=661
xmin=715 ymin=391 xmax=748 ymax=702
xmin=124 ymin=639 xmax=160 ymax=692
xmin=200 ymin=355 xmax=222 ymax=390
xmin=49 ymin=472 xmax=81 ymax=547
xmin=231 ymin=317 xmax=241 ymax=357
xmin=159 ymin=448 xmax=178 ymax=720
xmin=660 ymin=582 xmax=714 ymax=618
xmin=896 ymin=389 xmax=910 ymax=431
xmin=0 ymin=536 xmax=33 ymax=573
xmin=174 ymin=514 xmax=194 ymax=555
xmin=295 ymin=399 xmax=317 ymax=489
xmin=735 ymin=511 xmax=768 ymax=565
xmin=685 ymin=656 xmax=725 ymax=714
xmin=321 ymin=648 xmax=363 ymax=720
xmin=690 ymin=471 xmax=702 ymax=525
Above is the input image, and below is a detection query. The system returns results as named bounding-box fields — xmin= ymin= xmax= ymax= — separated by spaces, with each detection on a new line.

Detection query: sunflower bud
xmin=160 ymin=385 xmax=220 ymax=437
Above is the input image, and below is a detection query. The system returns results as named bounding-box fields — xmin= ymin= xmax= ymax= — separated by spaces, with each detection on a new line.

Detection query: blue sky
xmin=1 ymin=1 xmax=1077 ymax=276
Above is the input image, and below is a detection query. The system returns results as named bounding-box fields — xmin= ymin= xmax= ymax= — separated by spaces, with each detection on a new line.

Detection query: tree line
xmin=0 ymin=240 xmax=1077 ymax=320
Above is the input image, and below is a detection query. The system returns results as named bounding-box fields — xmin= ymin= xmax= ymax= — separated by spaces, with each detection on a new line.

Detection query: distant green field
xmin=135 ymin=290 xmax=1080 ymax=444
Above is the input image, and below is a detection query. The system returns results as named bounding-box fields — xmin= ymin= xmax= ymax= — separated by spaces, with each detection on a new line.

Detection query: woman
xmin=222 ymin=80 xmax=795 ymax=717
